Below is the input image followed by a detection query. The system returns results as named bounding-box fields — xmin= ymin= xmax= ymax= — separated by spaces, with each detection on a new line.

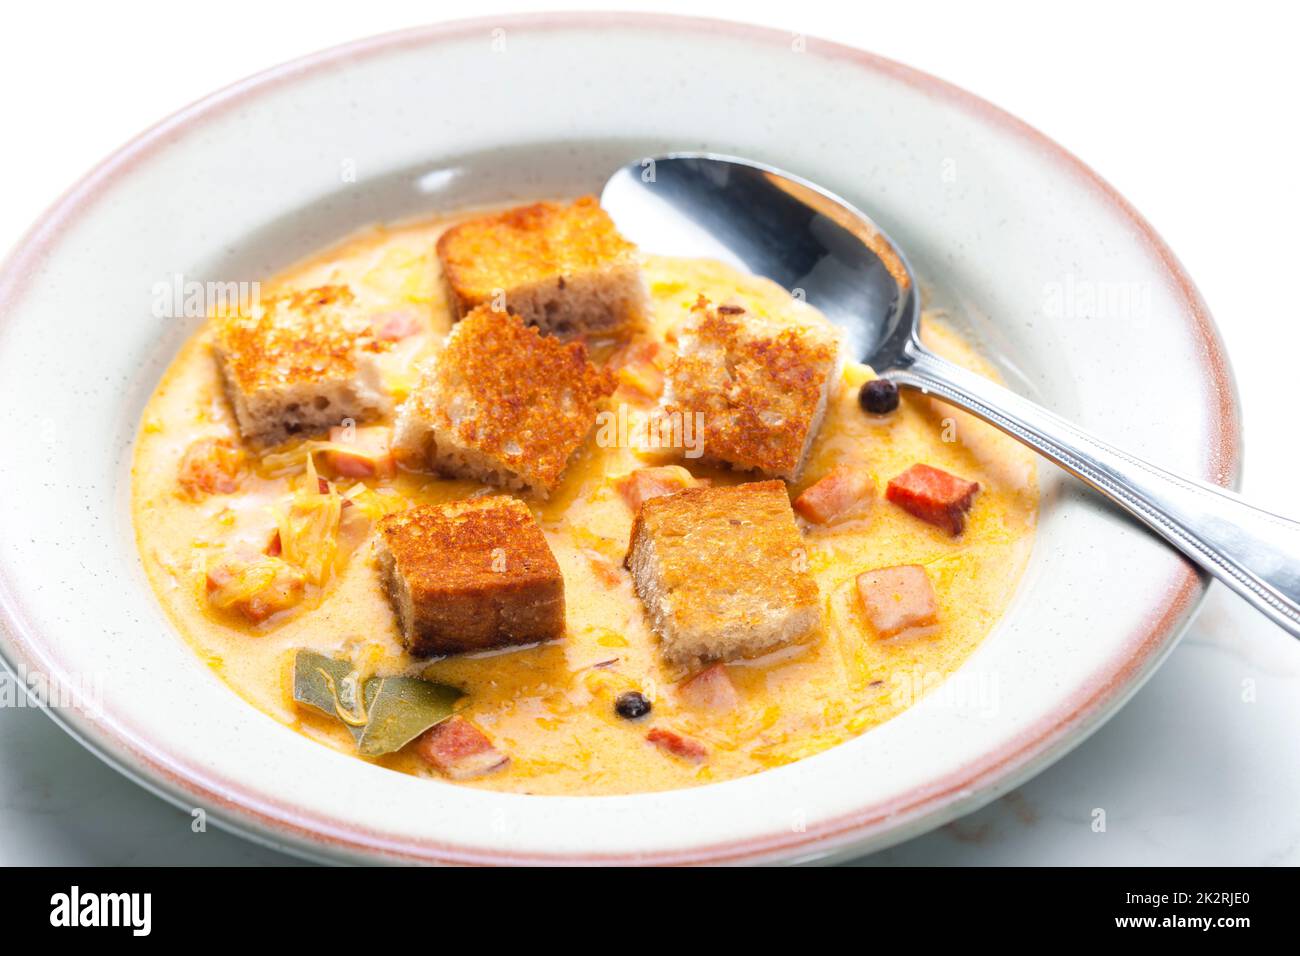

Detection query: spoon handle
xmin=890 ymin=344 xmax=1300 ymax=640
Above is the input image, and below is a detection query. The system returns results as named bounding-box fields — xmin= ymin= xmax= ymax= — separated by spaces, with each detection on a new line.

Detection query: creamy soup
xmin=132 ymin=211 xmax=1037 ymax=796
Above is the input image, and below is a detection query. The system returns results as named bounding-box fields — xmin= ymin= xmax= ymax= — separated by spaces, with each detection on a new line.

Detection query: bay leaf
xmin=356 ymin=676 xmax=462 ymax=757
xmin=292 ymin=650 xmax=354 ymax=717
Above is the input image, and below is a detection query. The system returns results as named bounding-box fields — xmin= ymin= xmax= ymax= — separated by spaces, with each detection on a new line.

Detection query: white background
xmin=1 ymin=0 xmax=1297 ymax=865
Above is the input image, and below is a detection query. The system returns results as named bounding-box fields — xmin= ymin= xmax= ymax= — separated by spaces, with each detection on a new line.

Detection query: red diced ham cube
xmin=609 ymin=341 xmax=667 ymax=402
xmin=885 ymin=463 xmax=979 ymax=535
xmin=646 ymin=728 xmax=708 ymax=762
xmin=325 ymin=425 xmax=396 ymax=478
xmin=414 ymin=715 xmax=508 ymax=779
xmin=615 ymin=465 xmax=703 ymax=512
xmin=793 ymin=465 xmax=875 ymax=524
xmin=204 ymin=548 xmax=307 ymax=624
xmin=677 ymin=663 xmax=739 ymax=711
xmin=856 ymin=564 xmax=939 ymax=638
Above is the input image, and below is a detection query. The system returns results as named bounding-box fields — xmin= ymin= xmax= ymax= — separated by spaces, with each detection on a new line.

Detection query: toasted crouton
xmin=323 ymin=425 xmax=396 ymax=478
xmin=213 ymin=285 xmax=391 ymax=446
xmin=436 ymin=196 xmax=647 ymax=338
xmin=664 ymin=297 xmax=841 ymax=481
xmin=205 ymin=547 xmax=307 ymax=624
xmin=626 ymin=481 xmax=821 ymax=665
xmin=375 ymin=496 xmax=565 ymax=656
xmin=392 ymin=307 xmax=613 ymax=497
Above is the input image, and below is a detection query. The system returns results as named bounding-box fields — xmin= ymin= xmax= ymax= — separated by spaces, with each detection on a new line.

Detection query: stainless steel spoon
xmin=602 ymin=152 xmax=1300 ymax=640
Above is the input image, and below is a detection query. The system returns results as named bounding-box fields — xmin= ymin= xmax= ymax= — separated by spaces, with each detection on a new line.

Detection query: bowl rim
xmin=0 ymin=12 xmax=1240 ymax=865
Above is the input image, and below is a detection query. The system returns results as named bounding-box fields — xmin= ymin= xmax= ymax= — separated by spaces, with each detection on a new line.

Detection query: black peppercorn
xmin=615 ymin=690 xmax=652 ymax=720
xmin=859 ymin=378 xmax=900 ymax=415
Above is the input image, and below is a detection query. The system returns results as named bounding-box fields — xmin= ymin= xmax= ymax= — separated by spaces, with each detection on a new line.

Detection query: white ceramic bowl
xmin=0 ymin=14 xmax=1238 ymax=864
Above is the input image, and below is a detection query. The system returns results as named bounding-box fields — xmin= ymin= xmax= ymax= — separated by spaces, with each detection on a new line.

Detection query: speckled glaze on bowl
xmin=0 ymin=13 xmax=1238 ymax=865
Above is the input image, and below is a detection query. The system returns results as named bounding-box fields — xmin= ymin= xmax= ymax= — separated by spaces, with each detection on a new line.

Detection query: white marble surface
xmin=2 ymin=0 xmax=1298 ymax=866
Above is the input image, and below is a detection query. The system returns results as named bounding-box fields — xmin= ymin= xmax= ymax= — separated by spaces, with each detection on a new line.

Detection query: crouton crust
xmin=376 ymin=497 xmax=565 ymax=656
xmin=213 ymin=285 xmax=391 ymax=444
xmin=664 ymin=297 xmax=840 ymax=481
xmin=626 ymin=480 xmax=821 ymax=665
xmin=393 ymin=307 xmax=614 ymax=496
xmin=436 ymin=196 xmax=646 ymax=337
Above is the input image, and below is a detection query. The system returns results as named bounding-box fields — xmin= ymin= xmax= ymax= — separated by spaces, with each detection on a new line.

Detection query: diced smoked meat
xmin=370 ymin=310 xmax=422 ymax=341
xmin=435 ymin=196 xmax=647 ymax=338
xmin=615 ymin=465 xmax=702 ymax=512
xmin=646 ymin=727 xmax=708 ymax=762
xmin=324 ymin=425 xmax=397 ymax=478
xmin=610 ymin=341 xmax=667 ymax=402
xmin=177 ymin=437 xmax=246 ymax=498
xmin=627 ymin=481 xmax=820 ymax=666
xmin=663 ymin=297 xmax=841 ymax=481
xmin=885 ymin=464 xmax=979 ymax=536
xmin=677 ymin=663 xmax=739 ymax=711
xmin=415 ymin=716 xmax=509 ymax=779
xmin=856 ymin=564 xmax=939 ymax=638
xmin=211 ymin=284 xmax=392 ymax=446
xmin=793 ymin=466 xmax=875 ymax=524
xmin=204 ymin=549 xmax=307 ymax=624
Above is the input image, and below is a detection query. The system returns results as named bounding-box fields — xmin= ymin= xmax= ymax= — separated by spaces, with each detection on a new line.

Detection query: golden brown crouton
xmin=626 ymin=481 xmax=821 ymax=666
xmin=677 ymin=663 xmax=739 ymax=711
xmin=205 ymin=547 xmax=307 ymax=624
xmin=436 ymin=197 xmax=647 ymax=338
xmin=375 ymin=496 xmax=565 ymax=656
xmin=213 ymin=285 xmax=391 ymax=446
xmin=664 ymin=297 xmax=840 ymax=481
xmin=392 ymin=307 xmax=614 ymax=497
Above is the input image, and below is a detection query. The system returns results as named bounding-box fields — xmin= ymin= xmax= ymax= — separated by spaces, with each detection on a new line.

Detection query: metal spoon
xmin=602 ymin=152 xmax=1300 ymax=640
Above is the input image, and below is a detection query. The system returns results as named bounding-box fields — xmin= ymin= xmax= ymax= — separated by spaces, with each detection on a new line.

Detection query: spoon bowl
xmin=602 ymin=153 xmax=919 ymax=365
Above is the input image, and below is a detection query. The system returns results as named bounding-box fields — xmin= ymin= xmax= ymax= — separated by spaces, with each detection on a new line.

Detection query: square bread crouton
xmin=436 ymin=196 xmax=648 ymax=338
xmin=213 ymin=285 xmax=391 ymax=446
xmin=392 ymin=307 xmax=614 ymax=496
xmin=677 ymin=663 xmax=739 ymax=712
xmin=856 ymin=564 xmax=939 ymax=638
xmin=626 ymin=480 xmax=821 ymax=666
xmin=664 ymin=297 xmax=841 ymax=481
xmin=613 ymin=465 xmax=706 ymax=512
xmin=375 ymin=496 xmax=565 ymax=657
